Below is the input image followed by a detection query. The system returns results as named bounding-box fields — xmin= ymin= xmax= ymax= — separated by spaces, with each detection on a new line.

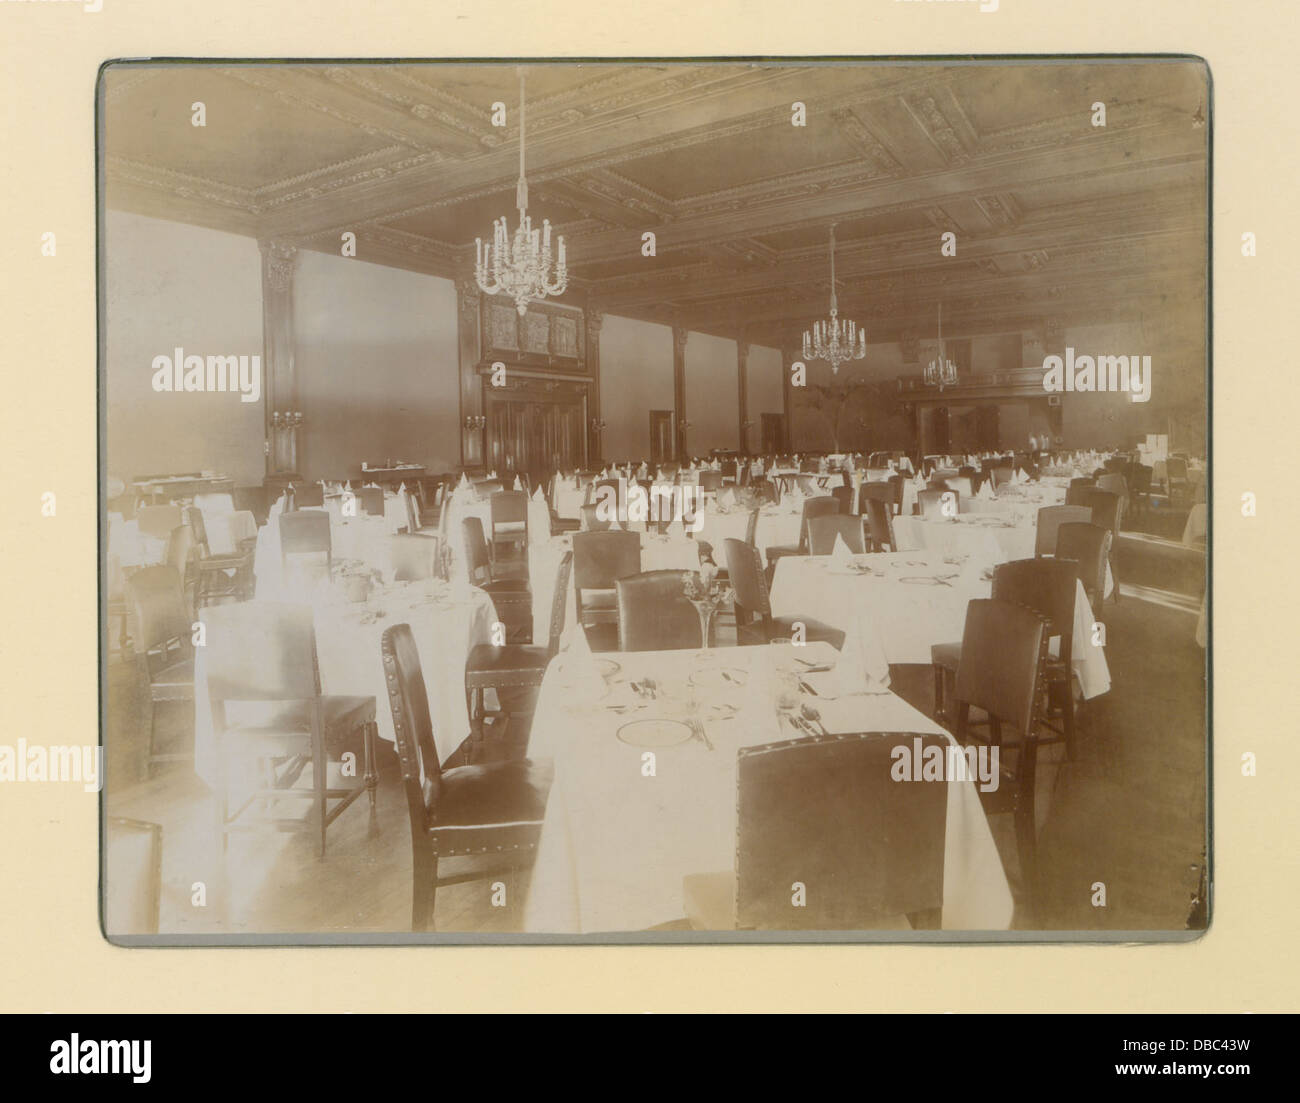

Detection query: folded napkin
xmin=532 ymin=485 xmax=546 ymax=502
xmin=458 ymin=473 xmax=471 ymax=490
xmin=513 ymin=475 xmax=524 ymax=491
xmin=976 ymin=481 xmax=995 ymax=501
xmin=829 ymin=532 xmax=854 ymax=566
xmin=819 ymin=611 xmax=890 ymax=695
xmin=720 ymin=488 xmax=737 ymax=510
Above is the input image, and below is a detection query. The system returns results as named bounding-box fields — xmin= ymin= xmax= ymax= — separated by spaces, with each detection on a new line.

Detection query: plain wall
xmin=598 ymin=314 xmax=674 ymax=463
xmin=684 ymin=332 xmax=737 ymax=455
xmin=104 ymin=211 xmax=266 ymax=487
xmin=294 ymin=251 xmax=461 ymax=480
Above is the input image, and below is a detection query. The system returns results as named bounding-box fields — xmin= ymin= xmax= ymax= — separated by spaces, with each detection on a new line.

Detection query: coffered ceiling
xmin=102 ymin=59 xmax=1209 ymax=351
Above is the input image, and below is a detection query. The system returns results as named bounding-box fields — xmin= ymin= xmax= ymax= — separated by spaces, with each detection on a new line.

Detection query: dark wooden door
xmin=649 ymin=410 xmax=675 ymax=466
xmin=486 ymin=393 xmax=586 ymax=482
xmin=760 ymin=413 xmax=785 ymax=455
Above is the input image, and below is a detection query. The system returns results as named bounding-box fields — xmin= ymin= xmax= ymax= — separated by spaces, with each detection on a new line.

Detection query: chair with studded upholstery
xmin=191 ymin=507 xmax=257 ymax=606
xmin=461 ymin=516 xmax=531 ymax=639
xmin=462 ymin=551 xmax=573 ymax=758
xmin=126 ymin=565 xmax=195 ymax=777
xmin=724 ymin=538 xmax=844 ymax=649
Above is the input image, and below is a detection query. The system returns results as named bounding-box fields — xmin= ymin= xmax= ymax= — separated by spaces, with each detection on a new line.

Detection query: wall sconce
xmin=590 ymin=418 xmax=607 ymax=433
xmin=272 ymin=410 xmax=304 ymax=428
xmin=678 ymin=420 xmax=694 ymax=433
xmin=741 ymin=420 xmax=755 ymax=430
xmin=463 ymin=414 xmax=486 ymax=431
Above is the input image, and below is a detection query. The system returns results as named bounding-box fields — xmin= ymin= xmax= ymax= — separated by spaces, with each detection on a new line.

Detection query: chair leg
xmin=363 ymin=721 xmax=378 ymax=811
xmin=144 ymin=699 xmax=158 ymax=781
xmin=412 ymin=847 xmax=437 ymax=932
xmin=1061 ymin=676 xmax=1077 ymax=761
xmin=932 ymin=664 xmax=946 ymax=721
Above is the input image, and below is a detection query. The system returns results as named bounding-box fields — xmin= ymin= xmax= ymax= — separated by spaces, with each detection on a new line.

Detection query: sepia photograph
xmin=98 ymin=57 xmax=1210 ymax=942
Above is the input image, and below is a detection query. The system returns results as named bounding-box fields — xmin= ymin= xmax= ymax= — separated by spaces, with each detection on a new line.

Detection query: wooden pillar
xmin=259 ymin=241 xmax=299 ymax=477
xmin=586 ymin=306 xmax=604 ymax=465
xmin=736 ymin=338 xmax=750 ymax=453
xmin=456 ymin=278 xmax=484 ymax=469
xmin=672 ymin=325 xmax=688 ymax=461
xmin=781 ymin=346 xmax=799 ymax=453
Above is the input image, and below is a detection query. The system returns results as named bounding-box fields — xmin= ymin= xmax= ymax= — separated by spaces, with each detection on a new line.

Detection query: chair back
xmin=1034 ymin=505 xmax=1091 ymax=557
xmin=798 ymin=496 xmax=839 ymax=552
xmin=723 ymin=538 xmax=771 ymax=626
xmin=750 ymin=476 xmax=779 ymax=506
xmin=944 ymin=476 xmax=974 ymax=499
xmin=830 ymin=484 xmax=855 ymax=515
xmin=572 ymin=530 xmax=641 ymax=594
xmin=858 ymin=481 xmax=893 ymax=515
xmin=359 ymin=487 xmax=386 ymax=517
xmin=580 ymin=503 xmax=611 ymax=532
xmin=295 ymin=484 xmax=324 ymax=509
xmin=991 ymin=465 xmax=1014 ymax=489
xmin=1077 ymin=488 xmax=1121 ymax=535
xmin=461 ymin=516 xmax=493 ymax=583
xmin=1096 ymin=474 xmax=1128 ymax=502
xmin=917 ymin=489 xmax=949 ymax=521
xmin=391 ymin=533 xmax=438 ymax=582
xmin=953 ymin=598 xmax=1049 ymax=738
xmin=491 ymin=489 xmax=529 ymax=526
xmin=888 ymin=474 xmax=905 ymax=515
xmin=807 ymin=514 xmax=865 ymax=556
xmin=1055 ymin=522 xmax=1110 ymax=612
xmin=1166 ymin=457 xmax=1189 ymax=481
xmin=279 ymin=510 xmax=332 ymax=575
xmin=992 ymin=558 xmax=1078 ymax=667
xmin=1065 ymin=478 xmax=1097 ymax=505
xmin=380 ymin=623 xmax=443 ymax=835
xmin=544 ymin=551 xmax=575 ymax=656
xmin=202 ymin=601 xmax=319 ymax=704
xmin=743 ymin=508 xmax=760 ymax=547
xmin=735 ymin=733 xmax=948 ymax=929
xmin=863 ymin=495 xmax=896 ymax=552
xmin=404 ymin=491 xmax=422 ymax=534
xmin=616 ymin=569 xmax=709 ymax=651
xmin=136 ymin=505 xmax=183 ymax=541
xmin=165 ymin=522 xmax=194 ymax=576
xmin=125 ymin=565 xmax=191 ymax=656
xmin=698 ymin=470 xmax=722 ymax=494
xmin=1132 ymin=464 xmax=1154 ymax=495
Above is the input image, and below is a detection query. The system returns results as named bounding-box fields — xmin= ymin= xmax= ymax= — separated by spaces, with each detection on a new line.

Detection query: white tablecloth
xmin=523 ymin=643 xmax=1013 ymax=932
xmin=768 ymin=552 xmax=1111 ymax=700
xmin=255 ymin=504 xmax=395 ymax=598
xmin=192 ymin=581 xmax=497 ymax=784
xmin=1182 ymin=503 xmax=1208 ymax=545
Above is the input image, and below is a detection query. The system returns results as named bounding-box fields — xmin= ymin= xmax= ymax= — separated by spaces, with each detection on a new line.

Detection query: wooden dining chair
xmin=126 ymin=565 xmax=195 ymax=776
xmin=1065 ymin=478 xmax=1097 ymax=505
xmin=917 ymin=489 xmax=950 ymax=521
xmin=991 ymin=465 xmax=1014 ymax=489
xmin=947 ymin=597 xmax=1051 ymax=894
xmin=461 ymin=517 xmax=531 ymax=640
xmin=383 ymin=622 xmax=554 ymax=931
xmin=294 ymin=484 xmax=325 ymax=509
xmin=723 ymin=538 xmax=845 ymax=649
xmin=807 ymin=513 xmax=866 ymax=556
xmin=165 ymin=523 xmax=196 ymax=620
xmin=463 ymin=551 xmax=573 ymax=758
xmin=359 ymin=486 xmax=386 ymax=517
xmin=572 ymin=530 xmax=641 ymax=650
xmin=136 ymin=504 xmax=183 ymax=542
xmin=489 ymin=489 xmax=529 ymax=559
xmin=580 ymin=503 xmax=611 ymax=532
xmin=202 ymin=601 xmax=378 ymax=858
xmin=862 ymin=495 xmax=897 ymax=553
xmin=1055 ymin=522 xmax=1111 ymax=617
xmin=830 ymin=485 xmax=855 ymax=515
xmin=616 ymin=569 xmax=714 ymax=651
xmin=888 ymin=473 xmax=905 ymax=516
xmin=765 ymin=495 xmax=839 ymax=571
xmin=683 ymin=731 xmax=948 ymax=931
xmin=191 ymin=507 xmax=257 ymax=605
xmin=1034 ymin=505 xmax=1091 ymax=558
xmin=391 ymin=532 xmax=439 ymax=582
xmin=1076 ymin=488 xmax=1122 ymax=602
xmin=945 ymin=476 xmax=974 ymax=499
xmin=278 ymin=509 xmax=333 ymax=582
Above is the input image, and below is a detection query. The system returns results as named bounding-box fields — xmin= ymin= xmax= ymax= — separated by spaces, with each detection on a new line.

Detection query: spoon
xmin=801 ymin=702 xmax=828 ymax=736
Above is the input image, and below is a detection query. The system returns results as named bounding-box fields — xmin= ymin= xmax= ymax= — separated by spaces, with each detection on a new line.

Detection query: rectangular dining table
xmin=522 ymin=642 xmax=1014 ymax=933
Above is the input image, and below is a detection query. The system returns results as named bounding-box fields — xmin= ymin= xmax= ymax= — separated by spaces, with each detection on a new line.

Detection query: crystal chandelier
xmin=474 ymin=67 xmax=567 ymax=316
xmin=802 ymin=223 xmax=866 ymax=374
xmin=924 ymin=302 xmax=958 ymax=391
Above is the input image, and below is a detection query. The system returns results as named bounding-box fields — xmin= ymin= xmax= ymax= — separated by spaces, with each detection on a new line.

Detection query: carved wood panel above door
xmin=480 ymin=299 xmax=587 ymax=372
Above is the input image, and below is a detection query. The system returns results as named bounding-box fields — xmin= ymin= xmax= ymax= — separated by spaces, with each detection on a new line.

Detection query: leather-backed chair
xmin=991 ymin=465 xmax=1014 ymax=489
xmin=295 ymin=484 xmax=324 ymax=509
xmin=830 ymin=485 xmax=855 ymax=514
xmin=572 ymin=530 xmax=641 ymax=650
xmin=807 ymin=513 xmax=866 ymax=556
xmin=765 ymin=496 xmax=839 ymax=570
xmin=126 ymin=565 xmax=195 ymax=776
xmin=683 ymin=731 xmax=947 ymax=930
xmin=136 ymin=505 xmax=183 ymax=542
xmin=463 ymin=551 xmax=573 ymax=758
xmin=165 ymin=523 xmax=196 ymax=620
xmin=1065 ymin=478 xmax=1097 ymax=505
xmin=383 ymin=622 xmax=553 ymax=931
xmin=723 ymin=538 xmax=844 ymax=649
xmin=489 ymin=490 xmax=529 ymax=558
xmin=192 ymin=507 xmax=256 ymax=605
xmin=616 ymin=569 xmax=714 ymax=651
xmin=1076 ymin=488 xmax=1122 ymax=602
xmin=1055 ymin=522 xmax=1111 ymax=617
xmin=862 ymin=495 xmax=897 ymax=553
xmin=1034 ymin=505 xmax=1091 ymax=558
xmin=278 ymin=509 xmax=332 ymax=584
xmin=203 ymin=601 xmax=377 ymax=857
xmin=944 ymin=475 xmax=974 ymax=499
xmin=947 ymin=598 xmax=1051 ymax=893
xmin=359 ymin=487 xmax=386 ymax=517
xmin=461 ymin=516 xmax=531 ymax=639
xmin=391 ymin=532 xmax=439 ymax=582
xmin=917 ymin=489 xmax=950 ymax=521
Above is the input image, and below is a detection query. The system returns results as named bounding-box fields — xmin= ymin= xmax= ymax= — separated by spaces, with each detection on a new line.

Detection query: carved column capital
xmin=259 ymin=241 xmax=298 ymax=292
xmin=672 ymin=326 xmax=689 ymax=357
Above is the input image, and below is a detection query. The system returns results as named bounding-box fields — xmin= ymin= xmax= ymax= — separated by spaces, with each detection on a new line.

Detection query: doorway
xmin=760 ymin=413 xmax=785 ymax=455
xmin=649 ymin=410 xmax=675 ymax=466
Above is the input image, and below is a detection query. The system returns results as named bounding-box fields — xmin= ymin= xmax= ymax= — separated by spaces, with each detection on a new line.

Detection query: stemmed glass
xmin=683 ymin=568 xmax=732 ymax=662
